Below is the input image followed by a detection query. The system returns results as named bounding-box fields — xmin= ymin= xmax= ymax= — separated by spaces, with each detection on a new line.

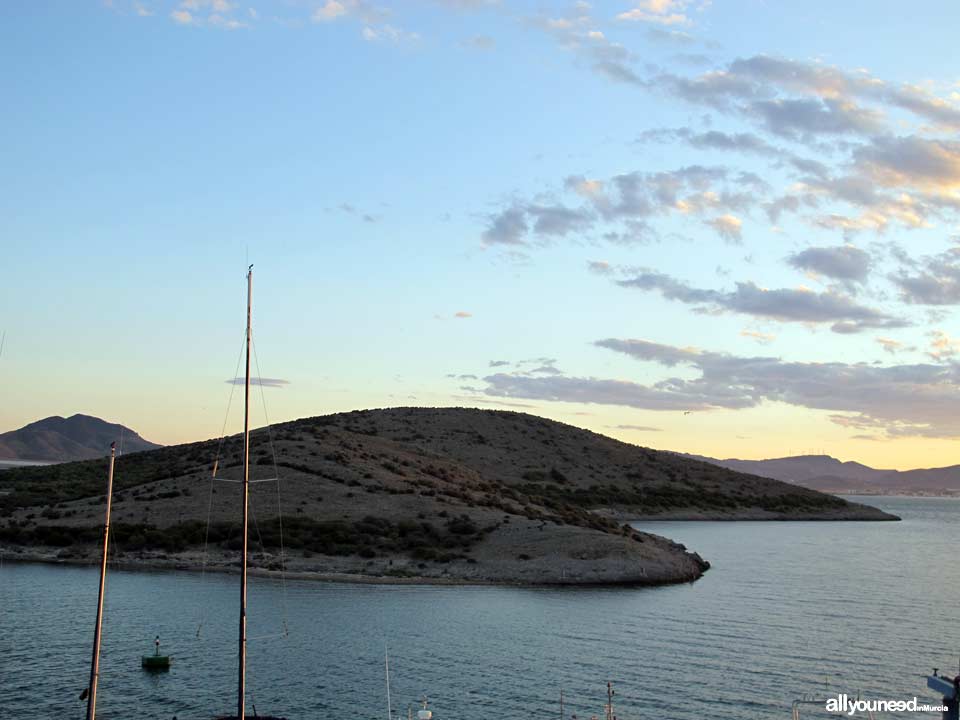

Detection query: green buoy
xmin=142 ymin=635 xmax=171 ymax=671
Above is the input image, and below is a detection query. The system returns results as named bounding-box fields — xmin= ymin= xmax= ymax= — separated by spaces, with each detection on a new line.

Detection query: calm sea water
xmin=2 ymin=496 xmax=958 ymax=719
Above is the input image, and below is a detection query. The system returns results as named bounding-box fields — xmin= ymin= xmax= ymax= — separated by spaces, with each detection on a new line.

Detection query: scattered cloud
xmin=637 ymin=127 xmax=781 ymax=157
xmin=927 ymin=330 xmax=960 ymax=362
xmin=704 ymin=213 xmax=742 ymax=243
xmin=892 ymin=243 xmax=960 ymax=305
xmin=481 ymin=206 xmax=528 ymax=245
xmin=478 ymin=338 xmax=960 ymax=438
xmin=454 ymin=310 xmax=473 ymax=318
xmin=226 ymin=377 xmax=290 ymax=387
xmin=740 ymin=329 xmax=775 ymax=344
xmin=616 ymin=0 xmax=690 ymax=26
xmin=463 ymin=34 xmax=495 ymax=50
xmin=788 ymin=245 xmax=872 ymax=284
xmin=608 ymin=424 xmax=663 ymax=431
xmin=615 ymin=268 xmax=906 ymax=333
xmin=164 ymin=0 xmax=248 ymax=28
xmin=361 ymin=23 xmax=420 ymax=43
xmin=331 ymin=202 xmax=382 ymax=223
xmin=313 ymin=1 xmax=348 ymax=22
xmin=481 ymin=165 xmax=761 ymax=248
xmin=450 ymin=394 xmax=537 ymax=409
xmin=876 ymin=337 xmax=906 ymax=354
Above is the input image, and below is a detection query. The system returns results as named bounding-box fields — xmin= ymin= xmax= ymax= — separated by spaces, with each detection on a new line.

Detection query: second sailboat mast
xmin=237 ymin=265 xmax=253 ymax=720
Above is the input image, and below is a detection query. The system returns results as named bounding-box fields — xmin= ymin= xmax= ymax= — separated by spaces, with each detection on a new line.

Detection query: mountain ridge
xmin=679 ymin=452 xmax=960 ymax=494
xmin=0 ymin=414 xmax=161 ymax=462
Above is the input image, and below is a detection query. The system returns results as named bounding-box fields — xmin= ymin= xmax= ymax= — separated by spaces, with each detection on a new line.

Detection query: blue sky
xmin=4 ymin=1 xmax=960 ymax=468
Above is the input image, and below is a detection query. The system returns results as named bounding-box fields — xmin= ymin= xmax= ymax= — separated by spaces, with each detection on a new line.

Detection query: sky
xmin=3 ymin=1 xmax=960 ymax=469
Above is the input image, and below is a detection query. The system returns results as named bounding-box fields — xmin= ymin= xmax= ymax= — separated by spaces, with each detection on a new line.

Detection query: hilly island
xmin=0 ymin=408 xmax=895 ymax=587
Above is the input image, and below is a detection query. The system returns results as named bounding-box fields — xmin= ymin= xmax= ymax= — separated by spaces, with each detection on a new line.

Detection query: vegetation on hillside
xmin=0 ymin=408 xmax=891 ymax=560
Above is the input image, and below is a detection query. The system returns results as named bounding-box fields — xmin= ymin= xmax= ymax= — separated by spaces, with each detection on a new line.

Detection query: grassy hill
xmin=0 ymin=408 xmax=895 ymax=586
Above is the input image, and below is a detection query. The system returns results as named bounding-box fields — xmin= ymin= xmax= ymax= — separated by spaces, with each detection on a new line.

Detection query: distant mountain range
xmin=682 ymin=452 xmax=960 ymax=495
xmin=0 ymin=414 xmax=161 ymax=463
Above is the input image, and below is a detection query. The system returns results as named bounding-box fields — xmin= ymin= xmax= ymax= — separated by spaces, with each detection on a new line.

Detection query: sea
xmin=2 ymin=495 xmax=957 ymax=719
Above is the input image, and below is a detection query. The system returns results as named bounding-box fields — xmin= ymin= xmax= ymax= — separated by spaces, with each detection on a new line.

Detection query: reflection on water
xmin=1 ymin=496 xmax=957 ymax=719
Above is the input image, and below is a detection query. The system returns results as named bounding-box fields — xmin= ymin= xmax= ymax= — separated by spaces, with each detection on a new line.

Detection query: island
xmin=0 ymin=407 xmax=896 ymax=586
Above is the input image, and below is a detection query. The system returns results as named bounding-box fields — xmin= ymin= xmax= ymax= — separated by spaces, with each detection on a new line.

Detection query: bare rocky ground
xmin=0 ymin=408 xmax=894 ymax=586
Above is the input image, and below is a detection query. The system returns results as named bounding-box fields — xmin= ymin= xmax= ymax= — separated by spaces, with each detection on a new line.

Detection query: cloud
xmin=313 ymin=1 xmax=348 ymax=22
xmin=479 ymin=338 xmax=960 ymax=438
xmin=481 ymin=165 xmax=758 ymax=249
xmin=526 ymin=6 xmax=649 ymax=88
xmin=616 ymin=0 xmax=690 ymax=25
xmin=307 ymin=1 xmax=418 ymax=42
xmin=788 ymin=245 xmax=872 ymax=283
xmin=876 ymin=337 xmax=902 ymax=354
xmin=361 ymin=23 xmax=420 ymax=43
xmin=226 ymin=377 xmax=290 ymax=387
xmin=450 ymin=394 xmax=537 ymax=409
xmin=454 ymin=311 xmax=472 ymax=318
xmin=588 ymin=260 xmax=613 ymax=275
xmin=527 ymin=204 xmax=594 ymax=236
xmin=608 ymin=424 xmax=663 ymax=431
xmin=166 ymin=0 xmax=248 ymax=28
xmin=927 ymin=330 xmax=960 ymax=362
xmin=853 ymin=136 xmax=960 ymax=193
xmin=740 ymin=329 xmax=775 ymax=344
xmin=463 ymin=34 xmax=495 ymax=50
xmin=892 ymin=243 xmax=960 ymax=305
xmin=637 ymin=128 xmax=781 ymax=157
xmin=704 ymin=214 xmax=742 ymax=243
xmin=615 ymin=268 xmax=905 ymax=333
xmin=481 ymin=206 xmax=528 ymax=245
xmin=488 ymin=360 xmax=510 ymax=367
xmin=481 ymin=202 xmax=593 ymax=245
xmin=332 ymin=201 xmax=382 ymax=222
xmin=645 ymin=55 xmax=960 ymax=147
xmin=750 ymin=97 xmax=884 ymax=139
xmin=645 ymin=27 xmax=698 ymax=45
xmin=483 ymin=372 xmax=736 ymax=411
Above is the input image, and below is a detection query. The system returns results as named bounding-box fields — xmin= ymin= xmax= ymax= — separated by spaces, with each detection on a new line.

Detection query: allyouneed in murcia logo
xmin=825 ymin=694 xmax=946 ymax=715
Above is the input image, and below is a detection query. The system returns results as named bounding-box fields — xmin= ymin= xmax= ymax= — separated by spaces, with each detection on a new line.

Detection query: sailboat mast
xmin=86 ymin=442 xmax=116 ymax=720
xmin=237 ymin=265 xmax=253 ymax=720
xmin=385 ymin=645 xmax=392 ymax=720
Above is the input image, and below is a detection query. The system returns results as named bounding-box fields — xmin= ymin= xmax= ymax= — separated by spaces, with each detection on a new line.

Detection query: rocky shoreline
xmin=1 ymin=521 xmax=710 ymax=587
xmin=607 ymin=503 xmax=900 ymax=522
